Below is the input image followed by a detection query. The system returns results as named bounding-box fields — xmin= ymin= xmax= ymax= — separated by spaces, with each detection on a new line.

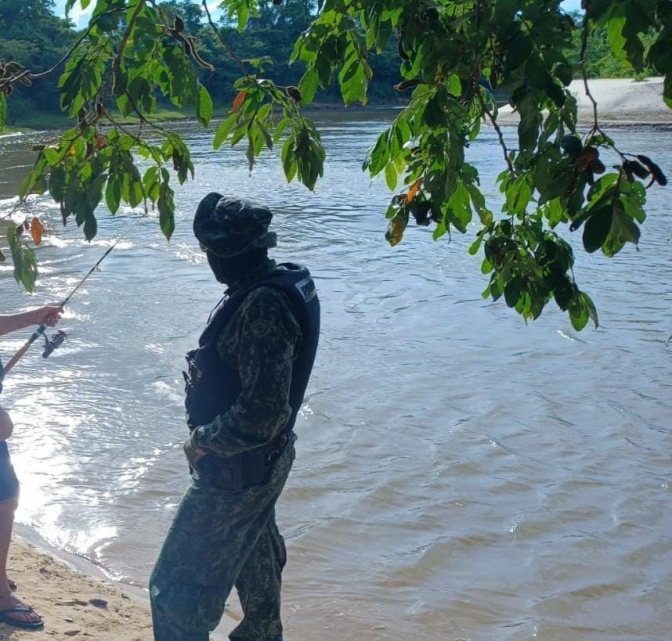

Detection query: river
xmin=1 ymin=113 xmax=671 ymax=641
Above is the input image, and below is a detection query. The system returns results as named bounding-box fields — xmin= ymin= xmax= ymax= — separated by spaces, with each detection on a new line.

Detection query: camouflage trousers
xmin=149 ymin=439 xmax=295 ymax=641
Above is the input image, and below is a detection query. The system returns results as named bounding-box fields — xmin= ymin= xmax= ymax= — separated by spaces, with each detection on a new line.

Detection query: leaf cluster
xmin=288 ymin=0 xmax=671 ymax=328
xmin=1 ymin=0 xmax=670 ymax=330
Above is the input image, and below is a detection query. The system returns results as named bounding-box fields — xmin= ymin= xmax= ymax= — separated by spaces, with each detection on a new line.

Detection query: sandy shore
xmin=2 ymin=536 xmax=153 ymax=640
xmin=3 ymin=535 xmax=237 ymax=640
xmin=496 ymin=76 xmax=672 ymax=128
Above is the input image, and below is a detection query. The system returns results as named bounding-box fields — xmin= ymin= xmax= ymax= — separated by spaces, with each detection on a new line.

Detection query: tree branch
xmin=477 ymin=90 xmax=515 ymax=178
xmin=0 ymin=8 xmax=126 ymax=91
xmin=201 ymin=0 xmax=250 ymax=78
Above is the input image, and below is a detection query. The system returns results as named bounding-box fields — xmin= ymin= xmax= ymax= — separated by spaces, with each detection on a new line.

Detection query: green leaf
xmin=569 ymin=296 xmax=589 ymax=331
xmin=196 ymin=85 xmax=213 ymax=127
xmin=505 ymin=175 xmax=533 ymax=216
xmin=553 ymin=276 xmax=576 ymax=311
xmin=582 ymin=205 xmax=613 ymax=253
xmin=339 ymin=52 xmax=369 ymax=105
xmin=469 ymin=233 xmax=484 ymax=256
xmin=581 ymin=292 xmax=599 ymax=328
xmin=213 ymin=113 xmax=239 ymax=150
xmin=19 ymin=168 xmax=48 ymax=199
xmin=158 ymin=177 xmax=175 ymax=241
xmin=518 ymin=110 xmax=542 ymax=154
xmin=607 ymin=14 xmax=629 ymax=64
xmin=43 ymin=147 xmax=61 ymax=166
xmin=236 ymin=2 xmax=250 ymax=31
xmin=364 ymin=133 xmax=390 ymax=176
xmin=384 ymin=162 xmax=397 ymax=191
xmin=281 ymin=136 xmax=295 ymax=180
xmin=87 ymin=173 xmax=106 ymax=211
xmin=48 ymin=166 xmax=66 ymax=202
xmin=422 ymin=92 xmax=447 ymax=129
xmin=105 ymin=176 xmax=121 ymax=215
xmin=607 ymin=3 xmax=648 ymax=72
xmin=273 ymin=118 xmax=291 ymax=145
xmin=608 ymin=203 xmax=640 ymax=249
xmin=447 ymin=74 xmax=462 ymax=97
xmin=446 ymin=182 xmax=473 ymax=233
xmin=504 ymin=278 xmax=523 ymax=308
xmin=298 ymin=70 xmax=320 ymax=106
xmin=505 ymin=32 xmax=533 ymax=72
xmin=7 ymin=225 xmax=38 ymax=292
xmin=554 ymin=63 xmax=574 ymax=87
xmin=648 ymin=27 xmax=672 ymax=81
xmin=83 ymin=211 xmax=97 ymax=241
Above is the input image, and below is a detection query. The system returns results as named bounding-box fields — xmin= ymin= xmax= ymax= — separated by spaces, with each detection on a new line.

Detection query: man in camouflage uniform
xmin=150 ymin=195 xmax=320 ymax=641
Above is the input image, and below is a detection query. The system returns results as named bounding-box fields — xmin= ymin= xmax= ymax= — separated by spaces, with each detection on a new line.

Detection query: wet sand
xmin=3 ymin=536 xmax=238 ymax=640
xmin=2 ymin=536 xmax=153 ymax=640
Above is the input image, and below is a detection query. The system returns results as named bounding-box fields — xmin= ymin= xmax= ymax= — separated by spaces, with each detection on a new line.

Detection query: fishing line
xmin=1 ymin=217 xmax=143 ymax=378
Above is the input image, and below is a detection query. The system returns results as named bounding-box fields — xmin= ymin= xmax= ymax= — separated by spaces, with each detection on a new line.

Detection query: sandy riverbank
xmin=496 ymin=76 xmax=672 ymax=128
xmin=2 ymin=537 xmax=153 ymax=640
xmin=3 ymin=535 xmax=238 ymax=640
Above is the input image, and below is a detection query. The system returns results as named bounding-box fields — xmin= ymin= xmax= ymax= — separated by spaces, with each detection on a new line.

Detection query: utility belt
xmin=193 ymin=429 xmax=293 ymax=490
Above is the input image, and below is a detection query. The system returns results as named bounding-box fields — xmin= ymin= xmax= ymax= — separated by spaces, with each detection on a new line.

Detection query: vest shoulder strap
xmin=199 ymin=263 xmax=315 ymax=345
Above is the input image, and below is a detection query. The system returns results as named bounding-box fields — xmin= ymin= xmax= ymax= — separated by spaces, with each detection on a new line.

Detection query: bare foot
xmin=0 ymin=590 xmax=43 ymax=628
xmin=8 ymin=578 xmax=16 ymax=591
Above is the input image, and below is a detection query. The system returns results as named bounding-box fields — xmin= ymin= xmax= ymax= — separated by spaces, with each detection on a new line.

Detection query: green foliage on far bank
xmin=0 ymin=0 xmax=77 ymax=125
xmin=1 ymin=0 xmax=404 ymax=129
xmin=0 ymin=0 xmax=658 ymax=131
xmin=0 ymin=0 xmax=670 ymax=332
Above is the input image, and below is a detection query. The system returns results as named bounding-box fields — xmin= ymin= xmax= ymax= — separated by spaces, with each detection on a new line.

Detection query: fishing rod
xmin=2 ymin=224 xmax=137 ymax=377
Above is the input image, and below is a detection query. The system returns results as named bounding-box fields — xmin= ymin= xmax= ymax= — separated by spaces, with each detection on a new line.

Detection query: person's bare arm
xmin=0 ymin=306 xmax=63 ymax=336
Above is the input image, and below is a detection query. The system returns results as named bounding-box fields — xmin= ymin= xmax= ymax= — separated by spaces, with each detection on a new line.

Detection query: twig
xmin=477 ymin=90 xmax=515 ymax=178
xmin=580 ymin=5 xmax=600 ymax=135
xmin=104 ymin=111 xmax=164 ymax=158
xmin=579 ymin=2 xmax=624 ymax=156
xmin=201 ymin=1 xmax=249 ymax=77
xmin=0 ymin=8 xmax=125 ymax=91
xmin=0 ymin=201 xmax=24 ymax=221
xmin=110 ymin=1 xmax=145 ymax=84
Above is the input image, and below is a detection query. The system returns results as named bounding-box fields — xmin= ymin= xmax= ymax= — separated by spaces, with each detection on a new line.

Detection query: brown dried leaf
xmin=232 ymin=90 xmax=247 ymax=112
xmin=30 ymin=216 xmax=45 ymax=245
xmin=406 ymin=178 xmax=423 ymax=204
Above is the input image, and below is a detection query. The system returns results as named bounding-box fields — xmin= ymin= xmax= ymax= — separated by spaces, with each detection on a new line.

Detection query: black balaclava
xmin=207 ymin=248 xmax=268 ymax=286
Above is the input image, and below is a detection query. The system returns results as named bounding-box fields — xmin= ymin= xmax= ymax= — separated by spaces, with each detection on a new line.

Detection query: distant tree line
xmin=0 ymin=0 xmax=76 ymax=121
xmin=1 ymin=0 xmax=405 ymax=126
xmin=0 ymin=0 xmax=657 ymax=127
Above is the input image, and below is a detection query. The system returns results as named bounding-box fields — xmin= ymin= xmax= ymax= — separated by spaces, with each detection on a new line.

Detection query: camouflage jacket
xmin=190 ymin=261 xmax=303 ymax=457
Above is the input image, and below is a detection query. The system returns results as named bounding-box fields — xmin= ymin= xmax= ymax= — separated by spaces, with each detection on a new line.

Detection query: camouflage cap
xmin=193 ymin=193 xmax=277 ymax=258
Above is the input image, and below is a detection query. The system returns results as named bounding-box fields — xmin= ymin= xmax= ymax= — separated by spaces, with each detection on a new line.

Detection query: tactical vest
xmin=184 ymin=262 xmax=320 ymax=436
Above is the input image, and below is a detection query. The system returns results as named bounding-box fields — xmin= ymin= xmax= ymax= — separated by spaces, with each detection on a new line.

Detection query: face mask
xmin=205 ymin=248 xmax=268 ymax=285
xmin=207 ymin=252 xmax=238 ymax=285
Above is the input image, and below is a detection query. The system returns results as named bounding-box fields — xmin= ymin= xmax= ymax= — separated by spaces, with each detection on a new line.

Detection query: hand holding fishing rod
xmin=0 ymin=306 xmax=64 ymax=376
xmin=1 ymin=224 xmax=133 ymax=379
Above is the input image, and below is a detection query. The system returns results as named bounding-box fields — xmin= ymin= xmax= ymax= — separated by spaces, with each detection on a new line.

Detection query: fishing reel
xmin=42 ymin=330 xmax=67 ymax=358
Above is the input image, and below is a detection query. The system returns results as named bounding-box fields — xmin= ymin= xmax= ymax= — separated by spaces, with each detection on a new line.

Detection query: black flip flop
xmin=0 ymin=605 xmax=44 ymax=629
